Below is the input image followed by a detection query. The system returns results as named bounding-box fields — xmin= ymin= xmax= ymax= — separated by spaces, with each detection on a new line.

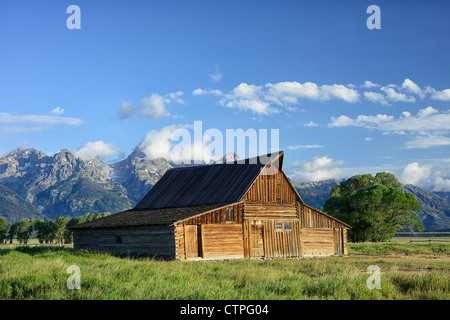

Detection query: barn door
xmin=334 ymin=228 xmax=344 ymax=255
xmin=251 ymin=221 xmax=264 ymax=257
xmin=184 ymin=225 xmax=199 ymax=258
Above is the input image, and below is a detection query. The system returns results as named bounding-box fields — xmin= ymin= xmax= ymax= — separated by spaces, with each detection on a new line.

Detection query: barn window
xmin=225 ymin=208 xmax=234 ymax=222
xmin=275 ymin=222 xmax=283 ymax=230
xmin=115 ymin=236 xmax=123 ymax=244
xmin=284 ymin=222 xmax=291 ymax=230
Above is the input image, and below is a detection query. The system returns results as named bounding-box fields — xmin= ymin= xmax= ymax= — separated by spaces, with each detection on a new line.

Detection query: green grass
xmin=0 ymin=243 xmax=450 ymax=300
xmin=348 ymin=241 xmax=450 ymax=256
xmin=0 ymin=241 xmax=449 ymax=300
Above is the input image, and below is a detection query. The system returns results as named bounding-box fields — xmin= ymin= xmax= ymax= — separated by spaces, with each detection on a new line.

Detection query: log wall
xmin=73 ymin=226 xmax=175 ymax=258
xmin=243 ymin=202 xmax=297 ymax=219
xmin=300 ymin=228 xmax=335 ymax=257
xmin=174 ymin=224 xmax=186 ymax=260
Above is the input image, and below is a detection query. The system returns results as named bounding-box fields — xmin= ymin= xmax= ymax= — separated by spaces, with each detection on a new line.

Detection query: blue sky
xmin=1 ymin=0 xmax=450 ymax=191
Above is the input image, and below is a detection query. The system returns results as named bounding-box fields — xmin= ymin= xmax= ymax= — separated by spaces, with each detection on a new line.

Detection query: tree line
xmin=0 ymin=212 xmax=110 ymax=245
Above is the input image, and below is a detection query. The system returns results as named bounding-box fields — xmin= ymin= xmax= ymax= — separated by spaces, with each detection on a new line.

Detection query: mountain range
xmin=0 ymin=147 xmax=449 ymax=230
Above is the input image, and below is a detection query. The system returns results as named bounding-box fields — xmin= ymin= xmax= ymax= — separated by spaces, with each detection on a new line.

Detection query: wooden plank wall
xmin=300 ymin=228 xmax=335 ymax=257
xmin=200 ymin=224 xmax=244 ymax=259
xmin=182 ymin=203 xmax=243 ymax=225
xmin=175 ymin=203 xmax=244 ymax=259
xmin=299 ymin=203 xmax=348 ymax=229
xmin=243 ymin=202 xmax=297 ymax=219
xmin=184 ymin=225 xmax=199 ymax=258
xmin=263 ymin=220 xmax=301 ymax=258
xmin=244 ymin=168 xmax=296 ymax=204
xmin=73 ymin=227 xmax=175 ymax=258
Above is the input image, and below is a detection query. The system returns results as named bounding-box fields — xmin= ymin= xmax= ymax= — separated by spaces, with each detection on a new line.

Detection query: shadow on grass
xmin=0 ymin=246 xmax=74 ymax=256
xmin=0 ymin=246 xmax=172 ymax=263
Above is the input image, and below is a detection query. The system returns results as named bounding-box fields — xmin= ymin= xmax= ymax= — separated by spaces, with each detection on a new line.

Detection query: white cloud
xmin=328 ymin=113 xmax=393 ymax=128
xmin=231 ymin=83 xmax=264 ymax=100
xmin=328 ymin=106 xmax=450 ymax=149
xmin=319 ymin=84 xmax=360 ymax=103
xmin=138 ymin=124 xmax=218 ymax=163
xmin=73 ymin=140 xmax=120 ymax=160
xmin=50 ymin=107 xmax=65 ymax=115
xmin=115 ymin=92 xmax=185 ymax=120
xmin=404 ymin=135 xmax=450 ymax=149
xmin=362 ymin=80 xmax=380 ymax=88
xmin=139 ymin=125 xmax=179 ymax=160
xmin=165 ymin=91 xmax=186 ymax=105
xmin=417 ymin=106 xmax=438 ymax=117
xmin=224 ymin=98 xmax=278 ymax=115
xmin=0 ymin=112 xmax=83 ymax=138
xmin=196 ymin=81 xmax=360 ymax=115
xmin=115 ymin=102 xmax=137 ymax=120
xmin=380 ymin=86 xmax=416 ymax=103
xmin=194 ymin=78 xmax=450 ymax=113
xmin=329 ymin=106 xmax=450 ymax=134
xmin=221 ymin=83 xmax=280 ymax=115
xmin=327 ymin=115 xmax=354 ymax=127
xmin=361 ymin=78 xmax=450 ymax=105
xmin=265 ymin=81 xmax=320 ymax=104
xmin=399 ymin=162 xmax=432 ymax=185
xmin=209 ymin=66 xmax=223 ymax=83
xmin=140 ymin=93 xmax=170 ymax=119
xmin=192 ymin=88 xmax=224 ymax=96
xmin=381 ymin=107 xmax=450 ymax=135
xmin=430 ymin=88 xmax=450 ymax=101
xmin=304 ymin=121 xmax=318 ymax=127
xmin=432 ymin=174 xmax=450 ymax=192
xmin=401 ymin=78 xmax=424 ymax=98
xmin=364 ymin=91 xmax=390 ymax=105
xmin=287 ymin=144 xmax=323 ymax=150
xmin=289 ymin=156 xmax=344 ymax=183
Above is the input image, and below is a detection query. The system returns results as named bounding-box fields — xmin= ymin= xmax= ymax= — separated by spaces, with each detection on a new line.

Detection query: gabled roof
xmin=134 ymin=151 xmax=284 ymax=210
xmin=69 ymin=202 xmax=239 ymax=229
xmin=70 ymin=151 xmax=351 ymax=230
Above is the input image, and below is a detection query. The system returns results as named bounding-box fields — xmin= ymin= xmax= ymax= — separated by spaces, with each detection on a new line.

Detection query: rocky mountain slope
xmin=401 ymin=184 xmax=450 ymax=230
xmin=1 ymin=146 xmax=449 ymax=230
xmin=0 ymin=148 xmax=132 ymax=219
xmin=291 ymin=179 xmax=342 ymax=209
xmin=0 ymin=184 xmax=43 ymax=223
xmin=0 ymin=147 xmax=239 ymax=221
xmin=110 ymin=148 xmax=174 ymax=204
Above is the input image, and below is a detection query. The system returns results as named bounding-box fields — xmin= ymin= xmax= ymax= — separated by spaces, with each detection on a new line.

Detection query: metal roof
xmin=69 ymin=202 xmax=239 ymax=229
xmin=135 ymin=164 xmax=259 ymax=209
xmin=134 ymin=152 xmax=283 ymax=209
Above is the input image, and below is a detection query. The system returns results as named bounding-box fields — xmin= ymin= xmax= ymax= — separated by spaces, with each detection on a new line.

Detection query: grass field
xmin=0 ymin=239 xmax=449 ymax=300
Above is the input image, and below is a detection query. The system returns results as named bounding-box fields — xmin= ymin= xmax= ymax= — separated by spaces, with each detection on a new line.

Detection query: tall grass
xmin=0 ymin=244 xmax=448 ymax=300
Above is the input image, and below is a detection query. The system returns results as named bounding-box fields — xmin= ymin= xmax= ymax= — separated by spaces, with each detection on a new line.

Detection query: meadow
xmin=0 ymin=239 xmax=448 ymax=300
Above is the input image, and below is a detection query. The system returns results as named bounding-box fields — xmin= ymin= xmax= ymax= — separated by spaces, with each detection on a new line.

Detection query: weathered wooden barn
xmin=70 ymin=151 xmax=350 ymax=260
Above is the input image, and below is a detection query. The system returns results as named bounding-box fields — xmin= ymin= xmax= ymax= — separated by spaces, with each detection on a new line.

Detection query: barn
xmin=70 ymin=151 xmax=350 ymax=260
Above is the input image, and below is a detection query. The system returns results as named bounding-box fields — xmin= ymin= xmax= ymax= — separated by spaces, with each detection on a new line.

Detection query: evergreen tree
xmin=0 ymin=218 xmax=7 ymax=244
xmin=7 ymin=222 xmax=19 ymax=244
